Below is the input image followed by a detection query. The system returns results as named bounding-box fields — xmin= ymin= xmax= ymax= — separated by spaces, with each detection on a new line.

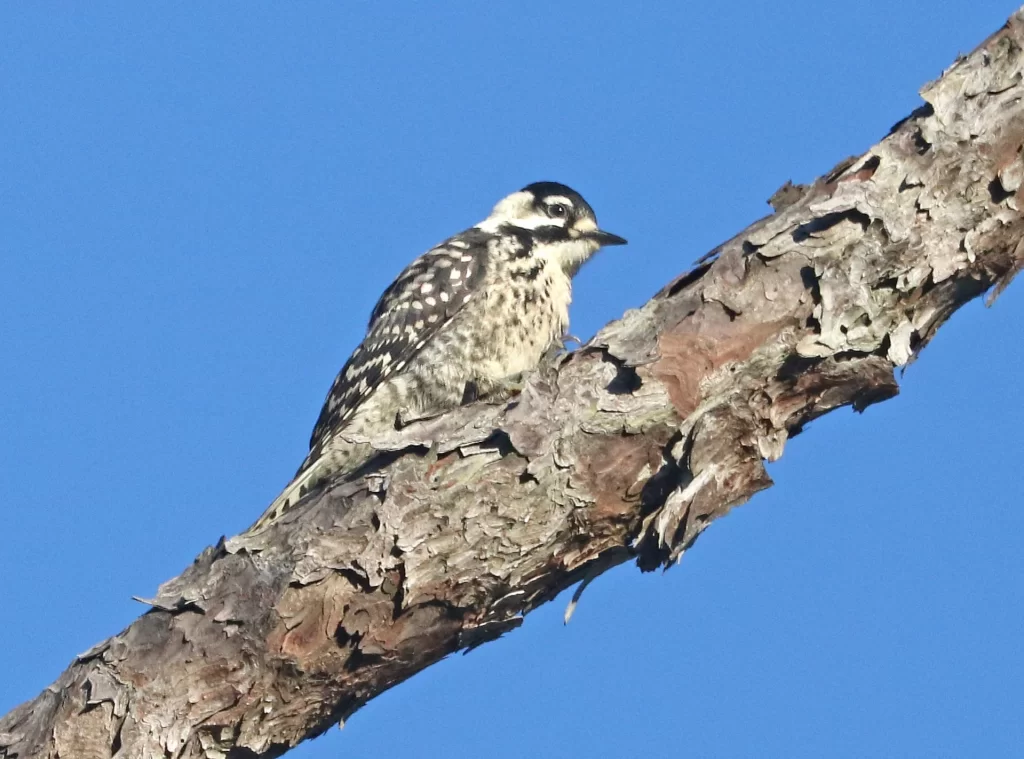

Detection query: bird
xmin=249 ymin=181 xmax=626 ymax=531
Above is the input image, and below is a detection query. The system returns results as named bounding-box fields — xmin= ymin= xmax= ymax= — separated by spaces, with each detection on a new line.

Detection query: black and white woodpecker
xmin=251 ymin=182 xmax=626 ymax=530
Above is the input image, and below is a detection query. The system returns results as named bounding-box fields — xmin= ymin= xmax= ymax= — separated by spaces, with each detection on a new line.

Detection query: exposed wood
xmin=3 ymin=10 xmax=1023 ymax=758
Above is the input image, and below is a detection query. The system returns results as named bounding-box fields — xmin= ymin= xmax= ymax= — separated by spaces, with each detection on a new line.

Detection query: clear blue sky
xmin=2 ymin=3 xmax=1021 ymax=757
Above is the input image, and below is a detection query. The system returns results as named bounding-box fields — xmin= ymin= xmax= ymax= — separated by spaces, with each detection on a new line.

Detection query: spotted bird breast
xmin=473 ymin=249 xmax=572 ymax=382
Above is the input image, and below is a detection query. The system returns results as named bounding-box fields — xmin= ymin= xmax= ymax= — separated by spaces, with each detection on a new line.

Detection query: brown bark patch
xmin=650 ymin=318 xmax=785 ymax=417
xmin=574 ymin=428 xmax=673 ymax=526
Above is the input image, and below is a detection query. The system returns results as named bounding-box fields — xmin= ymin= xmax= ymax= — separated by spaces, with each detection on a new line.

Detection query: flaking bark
xmin=3 ymin=10 xmax=1023 ymax=758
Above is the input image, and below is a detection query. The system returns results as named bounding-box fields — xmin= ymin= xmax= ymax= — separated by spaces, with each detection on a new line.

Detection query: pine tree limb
xmin=3 ymin=10 xmax=1023 ymax=758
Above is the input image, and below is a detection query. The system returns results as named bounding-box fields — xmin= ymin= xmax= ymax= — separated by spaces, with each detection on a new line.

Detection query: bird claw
xmin=537 ymin=339 xmax=575 ymax=377
xmin=484 ymin=374 xmax=526 ymax=403
xmin=461 ymin=381 xmax=481 ymax=405
xmin=541 ymin=334 xmax=583 ymax=367
xmin=459 ymin=374 xmax=528 ymax=407
xmin=563 ymin=333 xmax=583 ymax=348
xmin=395 ymin=407 xmax=441 ymax=429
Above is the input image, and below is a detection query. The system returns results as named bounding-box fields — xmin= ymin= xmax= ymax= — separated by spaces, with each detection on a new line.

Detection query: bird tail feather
xmin=245 ymin=441 xmax=373 ymax=533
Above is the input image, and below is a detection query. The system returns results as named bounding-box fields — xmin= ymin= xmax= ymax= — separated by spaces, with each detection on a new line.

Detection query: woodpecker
xmin=250 ymin=182 xmax=626 ymax=531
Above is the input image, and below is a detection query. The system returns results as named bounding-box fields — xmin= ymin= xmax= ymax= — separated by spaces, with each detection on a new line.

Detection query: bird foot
xmin=395 ymin=407 xmax=442 ymax=429
xmin=563 ymin=333 xmax=583 ymax=348
xmin=461 ymin=375 xmax=528 ymax=407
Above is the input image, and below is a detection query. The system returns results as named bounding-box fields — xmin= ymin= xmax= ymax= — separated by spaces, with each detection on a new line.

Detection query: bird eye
xmin=548 ymin=203 xmax=568 ymax=218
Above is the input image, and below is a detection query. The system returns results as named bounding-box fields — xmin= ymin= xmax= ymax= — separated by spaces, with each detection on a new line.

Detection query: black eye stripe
xmin=531 ymin=225 xmax=572 ymax=244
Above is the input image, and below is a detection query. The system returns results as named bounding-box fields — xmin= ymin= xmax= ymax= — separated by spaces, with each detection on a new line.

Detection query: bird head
xmin=478 ymin=181 xmax=627 ymax=276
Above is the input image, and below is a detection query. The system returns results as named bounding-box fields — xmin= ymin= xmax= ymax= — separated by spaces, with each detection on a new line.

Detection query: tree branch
xmin=4 ymin=10 xmax=1023 ymax=758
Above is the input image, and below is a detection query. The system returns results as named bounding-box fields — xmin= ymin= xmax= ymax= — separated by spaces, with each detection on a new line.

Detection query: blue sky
xmin=1 ymin=3 xmax=1021 ymax=757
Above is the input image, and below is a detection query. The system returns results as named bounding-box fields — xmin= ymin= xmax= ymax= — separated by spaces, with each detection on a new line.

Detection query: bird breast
xmin=475 ymin=256 xmax=572 ymax=381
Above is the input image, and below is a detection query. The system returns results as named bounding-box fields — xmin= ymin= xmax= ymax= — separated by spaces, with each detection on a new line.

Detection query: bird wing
xmin=305 ymin=228 xmax=492 ymax=455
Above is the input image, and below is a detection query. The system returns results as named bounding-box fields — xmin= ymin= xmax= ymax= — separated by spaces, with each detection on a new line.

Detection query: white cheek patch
xmin=567 ymin=216 xmax=597 ymax=239
xmin=511 ymin=215 xmax=567 ymax=230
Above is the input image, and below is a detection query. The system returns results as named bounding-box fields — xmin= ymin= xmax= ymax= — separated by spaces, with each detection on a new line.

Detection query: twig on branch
xmin=3 ymin=9 xmax=1024 ymax=759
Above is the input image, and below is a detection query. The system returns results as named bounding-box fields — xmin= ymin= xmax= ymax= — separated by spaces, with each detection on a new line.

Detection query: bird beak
xmin=585 ymin=229 xmax=628 ymax=246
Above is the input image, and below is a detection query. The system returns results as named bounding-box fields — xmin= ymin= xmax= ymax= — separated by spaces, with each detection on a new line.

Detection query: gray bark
xmin=3 ymin=10 xmax=1023 ymax=759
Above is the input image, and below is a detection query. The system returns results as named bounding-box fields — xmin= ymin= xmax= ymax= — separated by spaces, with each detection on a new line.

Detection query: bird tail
xmin=247 ymin=465 xmax=324 ymax=533
xmin=245 ymin=441 xmax=374 ymax=534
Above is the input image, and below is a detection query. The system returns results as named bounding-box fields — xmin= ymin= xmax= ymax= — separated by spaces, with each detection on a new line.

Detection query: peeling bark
xmin=3 ymin=11 xmax=1023 ymax=759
